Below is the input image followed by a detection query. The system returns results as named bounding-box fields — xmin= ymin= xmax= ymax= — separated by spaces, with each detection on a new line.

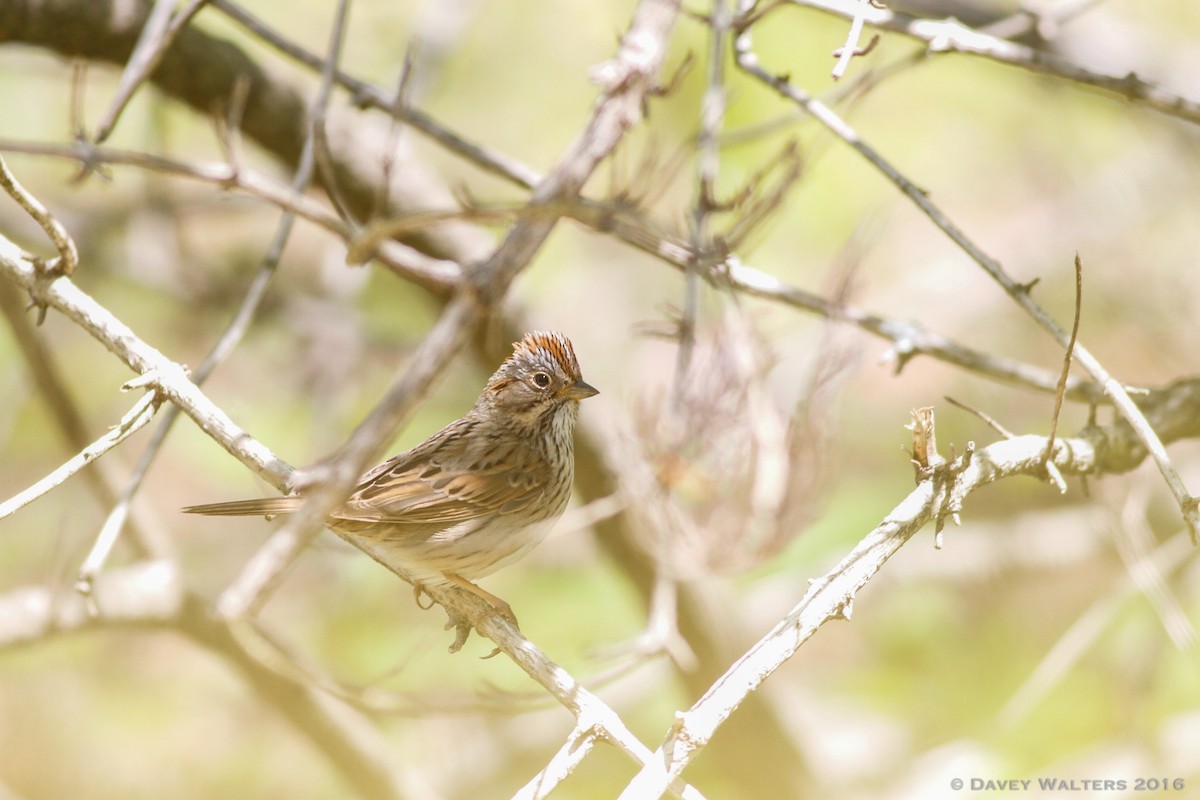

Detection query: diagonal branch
xmin=732 ymin=11 xmax=1200 ymax=541
xmin=618 ymin=405 xmax=1178 ymax=797
xmin=0 ymin=233 xmax=293 ymax=488
xmin=0 ymin=389 xmax=158 ymax=521
xmin=788 ymin=0 xmax=1200 ymax=127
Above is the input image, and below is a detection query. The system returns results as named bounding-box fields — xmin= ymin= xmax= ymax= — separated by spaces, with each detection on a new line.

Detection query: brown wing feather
xmin=182 ymin=496 xmax=304 ymax=517
xmin=333 ymin=418 xmax=551 ymax=526
xmin=184 ymin=418 xmax=552 ymax=525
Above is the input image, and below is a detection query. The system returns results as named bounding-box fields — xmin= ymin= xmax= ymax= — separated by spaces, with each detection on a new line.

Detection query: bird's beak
xmin=558 ymin=379 xmax=599 ymax=401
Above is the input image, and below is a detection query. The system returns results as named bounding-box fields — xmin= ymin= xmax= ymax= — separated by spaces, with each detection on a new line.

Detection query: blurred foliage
xmin=1 ymin=0 xmax=1199 ymax=798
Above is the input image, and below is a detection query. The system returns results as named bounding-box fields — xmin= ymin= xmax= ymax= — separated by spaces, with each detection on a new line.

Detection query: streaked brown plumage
xmin=184 ymin=331 xmax=597 ymax=624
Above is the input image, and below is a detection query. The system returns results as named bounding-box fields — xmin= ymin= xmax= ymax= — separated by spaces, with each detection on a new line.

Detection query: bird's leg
xmin=442 ymin=571 xmax=519 ymax=629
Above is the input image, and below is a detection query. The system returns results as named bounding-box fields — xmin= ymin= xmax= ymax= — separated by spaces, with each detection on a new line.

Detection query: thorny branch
xmin=81 ymin=0 xmax=353 ymax=609
xmin=618 ymin=392 xmax=1198 ymax=796
xmin=732 ymin=2 xmax=1200 ymax=542
xmin=2 ymin=0 xmax=1199 ymax=797
xmin=0 ymin=1 xmax=1121 ymax=405
xmin=0 ymin=154 xmax=78 ymax=279
xmin=789 ymin=0 xmax=1200 ymax=127
xmin=2 ymin=0 xmax=708 ymax=795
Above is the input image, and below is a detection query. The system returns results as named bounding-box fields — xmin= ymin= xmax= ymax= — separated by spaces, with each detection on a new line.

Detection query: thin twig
xmin=373 ymin=48 xmax=419 ymax=221
xmin=733 ymin=13 xmax=1200 ymax=541
xmin=789 ymin=0 xmax=1200 ymax=127
xmin=0 ymin=153 xmax=79 ymax=276
xmin=830 ymin=0 xmax=877 ymax=79
xmin=93 ymin=0 xmax=212 ymax=143
xmin=0 ymin=391 xmax=158 ymax=521
xmin=944 ymin=395 xmax=1015 ymax=439
xmin=76 ymin=0 xmax=341 ymax=599
xmin=0 ymin=138 xmax=461 ymax=293
xmin=1040 ymin=254 xmax=1083 ymax=469
xmin=675 ymin=0 xmax=730 ymax=406
xmin=69 ymin=62 xmax=88 ymax=141
xmin=209 ymin=0 xmax=543 ymax=190
xmin=0 ymin=234 xmax=293 ymax=488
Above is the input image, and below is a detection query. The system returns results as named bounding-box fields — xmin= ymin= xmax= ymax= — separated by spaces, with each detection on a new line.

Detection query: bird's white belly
xmin=349 ymin=513 xmax=561 ymax=585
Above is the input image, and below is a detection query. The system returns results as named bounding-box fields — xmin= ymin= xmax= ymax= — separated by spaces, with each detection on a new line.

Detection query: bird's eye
xmin=532 ymin=372 xmax=551 ymax=388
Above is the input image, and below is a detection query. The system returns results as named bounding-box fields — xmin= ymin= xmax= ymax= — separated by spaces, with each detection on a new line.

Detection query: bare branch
xmin=998 ymin=528 xmax=1196 ymax=729
xmin=0 ymin=154 xmax=78 ymax=277
xmin=0 ymin=390 xmax=158 ymax=522
xmin=0 ymin=138 xmax=461 ymax=292
xmin=675 ymin=0 xmax=732 ymax=404
xmin=0 ymin=561 xmax=182 ymax=648
xmin=0 ymin=566 xmax=415 ymax=800
xmin=0 ymin=234 xmax=293 ymax=488
xmin=207 ymin=0 xmax=543 ymax=190
xmin=790 ymin=0 xmax=1200 ymax=127
xmin=510 ymin=725 xmax=600 ymax=800
xmin=1039 ymin=254 xmax=1084 ymax=471
xmin=830 ymin=0 xmax=879 ymax=79
xmin=215 ymin=295 xmax=479 ymax=619
xmin=77 ymin=0 xmax=352 ymax=600
xmin=93 ymin=0 xmax=212 ymax=143
xmin=732 ymin=13 xmax=1200 ymax=541
xmin=620 ymin=420 xmax=1110 ymax=796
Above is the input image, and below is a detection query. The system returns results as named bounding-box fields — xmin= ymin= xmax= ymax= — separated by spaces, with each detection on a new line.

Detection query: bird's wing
xmin=333 ymin=420 xmax=552 ymax=525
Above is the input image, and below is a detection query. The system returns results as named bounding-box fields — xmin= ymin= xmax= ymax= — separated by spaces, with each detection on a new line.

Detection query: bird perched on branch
xmin=185 ymin=331 xmax=598 ymax=630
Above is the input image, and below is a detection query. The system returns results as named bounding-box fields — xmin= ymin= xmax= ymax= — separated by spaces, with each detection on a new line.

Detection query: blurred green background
xmin=1 ymin=0 xmax=1199 ymax=798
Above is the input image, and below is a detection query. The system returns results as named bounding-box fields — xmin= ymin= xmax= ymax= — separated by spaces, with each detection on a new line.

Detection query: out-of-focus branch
xmin=0 ymin=565 xmax=415 ymax=800
xmin=214 ymin=0 xmax=702 ymax=791
xmin=674 ymin=0 xmax=730 ymax=403
xmin=0 ymin=561 xmax=182 ymax=648
xmin=999 ymin=527 xmax=1196 ymax=729
xmin=80 ymin=0 xmax=355 ymax=605
xmin=783 ymin=0 xmax=1200 ymax=127
xmin=0 ymin=390 xmax=158 ymax=521
xmin=0 ymin=139 xmax=461 ymax=293
xmin=511 ymin=725 xmax=600 ymax=800
xmin=0 ymin=10 xmax=1117 ymax=405
xmin=0 ymin=0 xmax=491 ymax=265
xmin=181 ymin=600 xmax=418 ymax=800
xmin=0 ymin=133 xmax=1115 ymax=405
xmin=206 ymin=0 xmax=542 ymax=191
xmin=93 ymin=0 xmax=211 ymax=142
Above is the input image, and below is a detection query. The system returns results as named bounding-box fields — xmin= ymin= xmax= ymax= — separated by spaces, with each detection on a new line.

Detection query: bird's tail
xmin=182 ymin=497 xmax=304 ymax=517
